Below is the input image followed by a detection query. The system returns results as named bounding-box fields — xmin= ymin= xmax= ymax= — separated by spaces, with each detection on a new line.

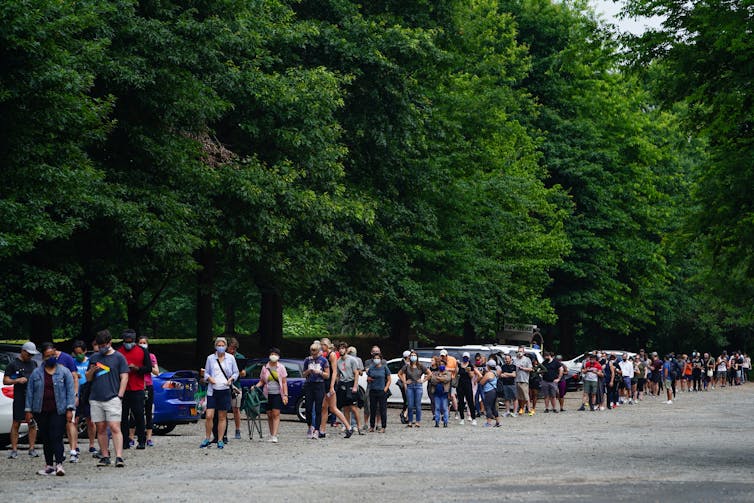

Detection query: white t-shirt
xmin=619 ymin=360 xmax=635 ymax=378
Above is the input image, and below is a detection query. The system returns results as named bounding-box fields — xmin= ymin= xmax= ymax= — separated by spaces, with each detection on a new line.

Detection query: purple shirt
xmin=303 ymin=356 xmax=329 ymax=383
xmin=56 ymin=351 xmax=78 ymax=377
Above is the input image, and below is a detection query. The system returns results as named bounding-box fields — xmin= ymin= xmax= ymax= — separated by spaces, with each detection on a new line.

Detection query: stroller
xmin=241 ymin=386 xmax=267 ymax=440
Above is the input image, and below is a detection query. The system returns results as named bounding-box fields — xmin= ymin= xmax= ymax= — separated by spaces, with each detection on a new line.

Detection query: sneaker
xmin=471 ymin=419 xmax=477 ymax=426
xmin=199 ymin=439 xmax=211 ymax=448
xmin=599 ymin=406 xmax=605 ymax=411
xmin=28 ymin=448 xmax=39 ymax=458
xmin=312 ymin=430 xmax=320 ymax=438
xmin=494 ymin=422 xmax=501 ymax=427
xmin=267 ymin=436 xmax=279 ymax=443
xmin=129 ymin=438 xmax=135 ymax=447
xmin=443 ymin=422 xmax=448 ymax=428
xmin=528 ymin=410 xmax=535 ymax=416
xmin=234 ymin=430 xmax=241 ymax=440
xmin=552 ymin=409 xmax=559 ymax=414
xmin=666 ymin=400 xmax=673 ymax=404
xmin=115 ymin=457 xmax=124 ymax=467
xmin=518 ymin=408 xmax=524 ymax=415
xmin=217 ymin=441 xmax=224 ymax=449
xmin=97 ymin=457 xmax=112 ymax=467
xmin=37 ymin=465 xmax=55 ymax=475
xmin=7 ymin=450 xmax=17 ymax=459
xmin=578 ymin=404 xmax=586 ymax=411
xmin=69 ymin=452 xmax=80 ymax=463
xmin=318 ymin=432 xmax=326 ymax=439
xmin=136 ymin=443 xmax=146 ymax=450
xmin=434 ymin=421 xmax=439 ymax=428
xmin=222 ymin=436 xmax=228 ymax=443
xmin=544 ymin=409 xmax=550 ymax=413
xmin=89 ymin=446 xmax=97 ymax=453
xmin=92 ymin=450 xmax=102 ymax=459
xmin=146 ymin=439 xmax=154 ymax=447
xmin=483 ymin=422 xmax=492 ymax=427
xmin=459 ymin=419 xmax=465 ymax=425
xmin=56 ymin=464 xmax=65 ymax=476
xmin=344 ymin=428 xmax=353 ymax=439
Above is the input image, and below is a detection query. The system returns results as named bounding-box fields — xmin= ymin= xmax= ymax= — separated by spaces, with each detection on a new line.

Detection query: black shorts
xmin=266 ymin=393 xmax=283 ymax=411
xmin=207 ymin=389 xmax=231 ymax=411
xmin=12 ymin=398 xmax=26 ymax=422
xmin=336 ymin=383 xmax=357 ymax=408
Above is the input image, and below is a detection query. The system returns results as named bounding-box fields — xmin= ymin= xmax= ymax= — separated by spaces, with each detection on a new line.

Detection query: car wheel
xmin=296 ymin=395 xmax=306 ymax=422
xmin=152 ymin=423 xmax=176 ymax=436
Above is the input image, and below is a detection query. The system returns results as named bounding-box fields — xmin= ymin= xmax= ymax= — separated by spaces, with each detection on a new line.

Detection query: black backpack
xmin=496 ymin=376 xmax=505 ymax=397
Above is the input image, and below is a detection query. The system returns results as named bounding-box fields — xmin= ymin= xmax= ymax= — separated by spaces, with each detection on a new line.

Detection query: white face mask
xmin=139 ymin=343 xmax=148 ymax=350
xmin=409 ymin=355 xmax=418 ymax=363
xmin=269 ymin=354 xmax=279 ymax=363
xmin=373 ymin=358 xmax=381 ymax=365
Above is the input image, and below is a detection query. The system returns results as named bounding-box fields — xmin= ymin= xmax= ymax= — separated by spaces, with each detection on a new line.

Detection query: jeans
xmin=304 ymin=381 xmax=325 ymax=429
xmin=433 ymin=394 xmax=448 ymax=424
xmin=34 ymin=411 xmax=66 ymax=466
xmin=122 ymin=389 xmax=145 ymax=448
xmin=406 ymin=383 xmax=423 ymax=423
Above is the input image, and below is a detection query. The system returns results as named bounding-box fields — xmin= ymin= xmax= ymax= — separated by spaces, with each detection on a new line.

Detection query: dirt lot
xmin=2 ymin=385 xmax=753 ymax=502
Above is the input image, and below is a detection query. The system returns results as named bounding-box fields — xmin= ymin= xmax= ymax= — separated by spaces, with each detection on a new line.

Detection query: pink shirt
xmin=145 ymin=353 xmax=158 ymax=386
xmin=259 ymin=362 xmax=287 ymax=397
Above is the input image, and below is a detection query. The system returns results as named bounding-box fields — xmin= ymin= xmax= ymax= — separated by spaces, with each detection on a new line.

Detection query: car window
xmin=0 ymin=353 xmax=14 ymax=372
xmin=284 ymin=363 xmax=301 ymax=378
xmin=387 ymin=361 xmax=404 ymax=374
xmin=244 ymin=362 xmax=264 ymax=378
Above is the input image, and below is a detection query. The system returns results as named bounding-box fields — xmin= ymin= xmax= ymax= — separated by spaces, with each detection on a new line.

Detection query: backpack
xmin=495 ymin=376 xmax=505 ymax=397
xmin=673 ymin=359 xmax=684 ymax=378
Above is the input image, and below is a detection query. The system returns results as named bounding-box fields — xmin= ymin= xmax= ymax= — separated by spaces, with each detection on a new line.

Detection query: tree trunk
xmin=463 ymin=319 xmax=476 ymax=344
xmin=29 ymin=313 xmax=53 ymax=346
xmin=126 ymin=297 xmax=140 ymax=334
xmin=258 ymin=287 xmax=283 ymax=349
xmin=224 ymin=300 xmax=236 ymax=336
xmin=80 ymin=281 xmax=93 ymax=342
xmin=558 ymin=314 xmax=575 ymax=358
xmin=196 ymin=248 xmax=215 ymax=367
xmin=389 ymin=309 xmax=411 ymax=347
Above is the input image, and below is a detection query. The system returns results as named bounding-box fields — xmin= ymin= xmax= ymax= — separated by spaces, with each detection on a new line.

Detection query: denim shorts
xmin=207 ymin=389 xmax=231 ymax=411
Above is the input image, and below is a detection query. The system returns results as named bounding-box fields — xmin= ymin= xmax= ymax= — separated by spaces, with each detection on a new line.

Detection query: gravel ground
xmin=2 ymin=385 xmax=753 ymax=502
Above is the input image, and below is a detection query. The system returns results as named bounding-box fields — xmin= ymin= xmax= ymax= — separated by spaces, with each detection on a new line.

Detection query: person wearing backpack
xmin=429 ymin=361 xmax=452 ymax=427
xmin=479 ymin=360 xmax=500 ymax=427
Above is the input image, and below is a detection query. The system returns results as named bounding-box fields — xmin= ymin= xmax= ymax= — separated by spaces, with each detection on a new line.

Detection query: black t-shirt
xmin=542 ymin=359 xmax=562 ymax=382
xmin=4 ymin=357 xmax=37 ymax=401
xmin=500 ymin=364 xmax=516 ymax=385
xmin=457 ymin=363 xmax=475 ymax=385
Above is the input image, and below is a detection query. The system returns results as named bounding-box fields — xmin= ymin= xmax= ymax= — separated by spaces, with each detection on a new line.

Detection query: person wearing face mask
xmin=473 ymin=353 xmax=486 ymax=417
xmin=86 ymin=330 xmax=129 ymax=467
xmin=397 ymin=350 xmax=411 ymax=424
xmin=456 ymin=352 xmax=478 ymax=425
xmin=366 ymin=353 xmax=391 ymax=432
xmin=40 ymin=342 xmax=79 ymax=462
xmin=254 ymin=348 xmax=289 ymax=443
xmin=71 ymin=340 xmax=97 ymax=457
xmin=24 ymin=345 xmax=76 ymax=476
xmin=512 ymin=346 xmax=533 ymax=416
xmin=333 ymin=342 xmax=359 ymax=436
xmin=117 ymin=329 xmax=152 ymax=451
xmin=131 ymin=336 xmax=159 ymax=447
xmin=479 ymin=359 xmax=500 ymax=427
xmin=429 ymin=357 xmax=452 ymax=427
xmin=3 ymin=341 xmax=40 ymax=460
xmin=200 ymin=337 xmax=239 ymax=449
xmin=398 ymin=351 xmax=430 ymax=427
xmin=438 ymin=350 xmax=459 ymax=420
xmin=226 ymin=337 xmax=246 ymax=440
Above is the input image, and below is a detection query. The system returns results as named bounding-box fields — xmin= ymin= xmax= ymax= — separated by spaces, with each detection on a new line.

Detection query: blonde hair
xmin=320 ymin=337 xmax=331 ymax=348
xmin=347 ymin=346 xmax=357 ymax=356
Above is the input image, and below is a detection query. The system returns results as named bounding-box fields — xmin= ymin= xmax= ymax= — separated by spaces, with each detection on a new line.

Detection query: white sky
xmin=590 ymin=0 xmax=665 ymax=34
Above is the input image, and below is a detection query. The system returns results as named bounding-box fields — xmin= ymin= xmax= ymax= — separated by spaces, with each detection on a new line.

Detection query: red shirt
xmin=118 ymin=346 xmax=148 ymax=391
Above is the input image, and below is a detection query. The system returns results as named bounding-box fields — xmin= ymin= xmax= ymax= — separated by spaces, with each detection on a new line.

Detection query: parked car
xmin=357 ymin=357 xmax=432 ymax=406
xmin=561 ymin=350 xmax=637 ymax=392
xmin=1 ymin=371 xmax=29 ymax=445
xmin=239 ymin=358 xmax=309 ymax=422
xmin=150 ymin=368 xmax=201 ymax=435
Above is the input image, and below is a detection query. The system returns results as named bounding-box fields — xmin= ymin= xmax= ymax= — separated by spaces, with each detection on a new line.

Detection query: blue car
xmin=151 ymin=369 xmax=200 ymax=435
xmin=239 ymin=358 xmax=307 ymax=422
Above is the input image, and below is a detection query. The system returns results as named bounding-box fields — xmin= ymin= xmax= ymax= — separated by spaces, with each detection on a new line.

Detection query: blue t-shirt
xmin=56 ymin=352 xmax=78 ymax=377
xmin=367 ymin=364 xmax=390 ymax=390
xmin=75 ymin=357 xmax=89 ymax=385
xmin=303 ymin=356 xmax=329 ymax=383
xmin=662 ymin=361 xmax=672 ymax=379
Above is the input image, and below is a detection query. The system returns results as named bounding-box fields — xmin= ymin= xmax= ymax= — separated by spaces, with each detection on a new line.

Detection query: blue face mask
xmin=99 ymin=346 xmax=110 ymax=355
xmin=45 ymin=356 xmax=58 ymax=368
xmin=462 ymin=356 xmax=469 ymax=362
xmin=216 ymin=346 xmax=226 ymax=354
xmin=123 ymin=342 xmax=135 ymax=350
xmin=439 ymin=365 xmax=446 ymax=372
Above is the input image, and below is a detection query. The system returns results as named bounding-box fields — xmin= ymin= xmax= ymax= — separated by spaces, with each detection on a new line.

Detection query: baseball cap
xmin=439 ymin=349 xmax=448 ymax=356
xmin=486 ymin=359 xmax=497 ymax=367
xmin=21 ymin=341 xmax=39 ymax=355
xmin=402 ymin=350 xmax=411 ymax=358
xmin=122 ymin=329 xmax=137 ymax=341
xmin=462 ymin=351 xmax=470 ymax=358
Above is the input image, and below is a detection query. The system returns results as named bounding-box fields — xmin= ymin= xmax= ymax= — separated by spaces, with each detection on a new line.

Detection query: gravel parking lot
xmin=2 ymin=385 xmax=753 ymax=502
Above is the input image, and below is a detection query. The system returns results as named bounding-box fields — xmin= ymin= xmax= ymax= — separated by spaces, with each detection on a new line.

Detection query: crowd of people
xmin=3 ymin=332 xmax=751 ymax=475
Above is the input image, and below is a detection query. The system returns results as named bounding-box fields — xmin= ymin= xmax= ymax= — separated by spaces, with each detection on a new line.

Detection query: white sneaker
xmin=471 ymin=419 xmax=477 ymax=426
xmin=55 ymin=464 xmax=65 ymax=476
xmin=666 ymin=400 xmax=673 ymax=404
xmin=459 ymin=419 xmax=465 ymax=425
xmin=599 ymin=406 xmax=605 ymax=411
xmin=268 ymin=436 xmax=278 ymax=443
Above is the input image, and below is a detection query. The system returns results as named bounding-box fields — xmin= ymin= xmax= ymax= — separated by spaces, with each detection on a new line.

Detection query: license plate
xmin=190 ymin=407 xmax=196 ymax=415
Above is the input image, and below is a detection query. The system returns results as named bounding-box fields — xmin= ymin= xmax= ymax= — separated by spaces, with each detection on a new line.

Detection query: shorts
xmin=584 ymin=380 xmax=599 ymax=395
xmin=540 ymin=381 xmax=558 ymax=398
xmin=651 ymin=373 xmax=662 ymax=384
xmin=637 ymin=378 xmax=646 ymax=392
xmin=207 ymin=389 xmax=231 ymax=411
xmin=501 ymin=384 xmax=516 ymax=401
xmin=717 ymin=371 xmax=727 ymax=379
xmin=515 ymin=383 xmax=529 ymax=402
xmin=90 ymin=397 xmax=122 ymax=423
xmin=623 ymin=377 xmax=632 ymax=389
xmin=664 ymin=379 xmax=672 ymax=389
xmin=336 ymin=382 xmax=357 ymax=408
xmin=76 ymin=399 xmax=91 ymax=419
xmin=231 ymin=391 xmax=243 ymax=409
xmin=12 ymin=398 xmax=26 ymax=422
xmin=267 ymin=393 xmax=283 ymax=411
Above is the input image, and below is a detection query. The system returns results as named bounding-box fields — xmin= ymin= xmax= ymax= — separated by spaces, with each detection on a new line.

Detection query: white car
xmin=358 ymin=357 xmax=432 ymax=405
xmin=0 ymin=371 xmax=29 ymax=445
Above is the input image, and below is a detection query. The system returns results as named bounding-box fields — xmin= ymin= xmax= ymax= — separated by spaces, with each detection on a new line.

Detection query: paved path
xmin=2 ymin=385 xmax=753 ymax=502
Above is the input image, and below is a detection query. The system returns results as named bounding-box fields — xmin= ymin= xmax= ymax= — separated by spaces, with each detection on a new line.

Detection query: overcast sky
xmin=590 ymin=0 xmax=665 ymax=34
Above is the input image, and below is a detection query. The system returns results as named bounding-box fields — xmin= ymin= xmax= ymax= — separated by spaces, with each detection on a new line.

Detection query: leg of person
xmin=369 ymin=391 xmax=378 ymax=430
xmin=131 ymin=390 xmax=146 ymax=447
xmin=441 ymin=394 xmax=449 ymax=426
xmin=217 ymin=410 xmax=227 ymax=447
xmin=144 ymin=385 xmax=154 ymax=443
xmin=51 ymin=413 xmax=67 ymax=468
xmin=379 ymin=391 xmax=388 ymax=431
xmin=203 ymin=407 xmax=215 ymax=444
xmin=406 ymin=384 xmax=416 ymax=425
xmin=35 ymin=413 xmax=54 ymax=468
xmin=399 ymin=383 xmax=408 ymax=423
xmin=433 ymin=394 xmax=441 ymax=426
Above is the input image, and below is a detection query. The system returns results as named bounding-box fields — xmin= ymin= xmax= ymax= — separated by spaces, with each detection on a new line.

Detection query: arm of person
xmin=352 ymin=367 xmax=359 ymax=392
xmin=2 ymin=373 xmax=14 ymax=385
xmin=281 ymin=374 xmax=289 ymax=404
xmin=64 ymin=369 xmax=76 ymax=416
xmin=85 ymin=361 xmax=99 ymax=382
xmin=151 ymin=355 xmax=160 ymax=376
xmin=204 ymin=356 xmax=215 ymax=384
xmin=24 ymin=371 xmax=35 ymax=413
xmin=229 ymin=356 xmax=239 ymax=383
xmin=384 ymin=369 xmax=391 ymax=392
xmin=118 ymin=372 xmax=129 ymax=398
xmin=137 ymin=348 xmax=152 ymax=375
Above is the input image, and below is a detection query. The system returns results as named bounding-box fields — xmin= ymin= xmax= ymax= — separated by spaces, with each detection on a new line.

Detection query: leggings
xmin=34 ymin=411 xmax=66 ymax=466
xmin=482 ymin=389 xmax=498 ymax=419
xmin=144 ymin=385 xmax=154 ymax=430
xmin=304 ymin=381 xmax=325 ymax=429
xmin=456 ymin=381 xmax=476 ymax=420
xmin=369 ymin=390 xmax=387 ymax=428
